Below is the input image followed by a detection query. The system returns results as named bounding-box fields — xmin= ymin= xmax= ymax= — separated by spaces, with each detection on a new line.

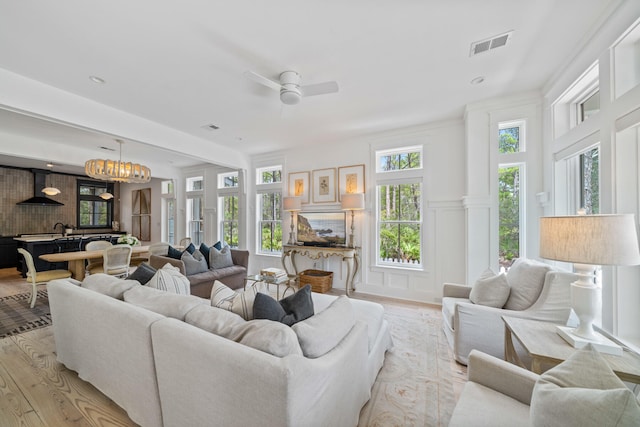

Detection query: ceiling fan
xmin=244 ymin=70 xmax=339 ymax=105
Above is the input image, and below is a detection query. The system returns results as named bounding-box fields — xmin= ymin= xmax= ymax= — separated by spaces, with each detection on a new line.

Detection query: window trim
xmin=76 ymin=180 xmax=114 ymax=230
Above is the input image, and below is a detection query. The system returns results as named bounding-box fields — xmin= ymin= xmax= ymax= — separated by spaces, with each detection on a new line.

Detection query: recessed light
xmin=89 ymin=75 xmax=106 ymax=84
xmin=46 ymin=162 xmax=54 ymax=168
xmin=470 ymin=76 xmax=485 ymax=85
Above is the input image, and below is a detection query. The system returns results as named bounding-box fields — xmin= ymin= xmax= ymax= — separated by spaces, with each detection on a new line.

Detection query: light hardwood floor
xmin=0 ymin=267 xmax=466 ymax=426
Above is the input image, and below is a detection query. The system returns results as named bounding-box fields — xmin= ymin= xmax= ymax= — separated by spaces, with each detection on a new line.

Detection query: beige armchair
xmin=442 ymin=258 xmax=576 ymax=365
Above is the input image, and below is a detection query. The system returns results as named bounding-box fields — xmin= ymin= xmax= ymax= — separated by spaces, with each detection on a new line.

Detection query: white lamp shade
xmin=540 ymin=214 xmax=640 ymax=266
xmin=341 ymin=193 xmax=365 ymax=211
xmin=41 ymin=187 xmax=61 ymax=196
xmin=283 ymin=196 xmax=302 ymax=211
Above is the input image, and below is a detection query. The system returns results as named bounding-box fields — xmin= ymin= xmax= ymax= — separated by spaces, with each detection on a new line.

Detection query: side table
xmin=244 ymin=274 xmax=295 ymax=300
xmin=502 ymin=315 xmax=640 ymax=383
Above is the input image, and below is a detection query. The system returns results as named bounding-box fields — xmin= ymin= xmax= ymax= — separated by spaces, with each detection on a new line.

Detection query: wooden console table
xmin=281 ymin=245 xmax=360 ymax=296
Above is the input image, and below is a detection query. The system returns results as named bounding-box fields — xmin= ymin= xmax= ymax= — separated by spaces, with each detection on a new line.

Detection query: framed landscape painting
xmin=312 ymin=168 xmax=336 ymax=203
xmin=338 ymin=164 xmax=365 ymax=201
xmin=288 ymin=171 xmax=310 ymax=204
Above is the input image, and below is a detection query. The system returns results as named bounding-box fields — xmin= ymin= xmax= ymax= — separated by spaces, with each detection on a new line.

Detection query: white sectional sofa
xmin=47 ymin=277 xmax=393 ymax=427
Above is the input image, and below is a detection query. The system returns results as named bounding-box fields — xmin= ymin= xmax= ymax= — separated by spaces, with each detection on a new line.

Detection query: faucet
xmin=54 ymin=222 xmax=64 ymax=234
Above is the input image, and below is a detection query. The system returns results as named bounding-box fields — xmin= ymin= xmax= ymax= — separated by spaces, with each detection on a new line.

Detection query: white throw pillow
xmin=292 ymin=296 xmax=355 ymax=358
xmin=181 ymin=249 xmax=208 ymax=275
xmin=209 ymin=244 xmax=234 ymax=269
xmin=530 ymin=345 xmax=640 ymax=427
xmin=147 ymin=263 xmax=191 ymax=295
xmin=469 ymin=268 xmax=510 ymax=308
xmin=82 ymin=273 xmax=140 ymax=299
xmin=504 ymin=258 xmax=551 ymax=310
xmin=210 ymin=280 xmax=267 ymax=320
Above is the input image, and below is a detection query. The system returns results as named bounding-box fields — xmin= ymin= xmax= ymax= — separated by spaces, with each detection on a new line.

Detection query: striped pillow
xmin=210 ymin=280 xmax=267 ymax=320
xmin=147 ymin=263 xmax=190 ymax=295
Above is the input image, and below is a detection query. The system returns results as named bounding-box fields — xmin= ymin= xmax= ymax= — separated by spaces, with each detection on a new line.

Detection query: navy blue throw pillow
xmin=253 ymin=285 xmax=314 ymax=326
xmin=167 ymin=245 xmax=183 ymax=259
xmin=128 ymin=262 xmax=157 ymax=285
xmin=213 ymin=241 xmax=223 ymax=250
xmin=184 ymin=242 xmax=196 ymax=254
xmin=199 ymin=243 xmax=211 ymax=268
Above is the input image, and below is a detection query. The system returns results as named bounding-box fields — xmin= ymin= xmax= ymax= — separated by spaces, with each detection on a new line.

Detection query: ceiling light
xmin=46 ymin=162 xmax=54 ymax=168
xmin=85 ymin=139 xmax=151 ymax=183
xmin=89 ymin=75 xmax=105 ymax=84
xmin=42 ymin=187 xmax=61 ymax=196
xmin=471 ymin=76 xmax=485 ymax=85
xmin=99 ymin=192 xmax=114 ymax=200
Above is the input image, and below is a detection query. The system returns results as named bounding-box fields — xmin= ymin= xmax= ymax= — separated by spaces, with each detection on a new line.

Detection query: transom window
xmin=376 ymin=146 xmax=422 ymax=172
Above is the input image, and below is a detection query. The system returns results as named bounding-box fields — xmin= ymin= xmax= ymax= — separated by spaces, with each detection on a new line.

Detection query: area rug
xmin=358 ymin=304 xmax=464 ymax=427
xmin=0 ymin=290 xmax=51 ymax=338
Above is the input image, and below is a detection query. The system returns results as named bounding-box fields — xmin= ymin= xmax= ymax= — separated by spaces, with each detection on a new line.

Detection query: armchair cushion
xmin=504 ymin=258 xmax=551 ymax=310
xmin=530 ymin=345 xmax=640 ymax=427
xmin=469 ymin=269 xmax=510 ymax=308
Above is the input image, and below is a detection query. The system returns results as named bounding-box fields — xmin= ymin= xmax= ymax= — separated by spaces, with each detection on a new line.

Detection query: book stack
xmin=260 ymin=267 xmax=288 ymax=282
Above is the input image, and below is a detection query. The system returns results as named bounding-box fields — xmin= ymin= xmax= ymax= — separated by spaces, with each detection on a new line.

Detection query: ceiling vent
xmin=203 ymin=124 xmax=220 ymax=131
xmin=470 ymin=31 xmax=513 ymax=56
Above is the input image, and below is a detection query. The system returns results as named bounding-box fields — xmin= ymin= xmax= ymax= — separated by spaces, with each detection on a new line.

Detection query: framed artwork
xmin=338 ymin=164 xmax=365 ymax=201
xmin=288 ymin=171 xmax=310 ymax=204
xmin=312 ymin=168 xmax=336 ymax=203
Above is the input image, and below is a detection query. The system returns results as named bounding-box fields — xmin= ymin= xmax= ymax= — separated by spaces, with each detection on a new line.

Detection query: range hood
xmin=17 ymin=169 xmax=64 ymax=206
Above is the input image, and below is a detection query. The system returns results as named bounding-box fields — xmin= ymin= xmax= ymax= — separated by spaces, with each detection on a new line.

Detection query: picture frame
xmin=338 ymin=164 xmax=365 ymax=201
xmin=312 ymin=168 xmax=336 ymax=203
xmin=288 ymin=171 xmax=310 ymax=204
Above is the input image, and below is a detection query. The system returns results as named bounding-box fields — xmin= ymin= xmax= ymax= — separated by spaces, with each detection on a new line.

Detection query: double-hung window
xmin=218 ymin=171 xmax=239 ymax=248
xmin=256 ymin=165 xmax=282 ymax=255
xmin=77 ymin=180 xmax=114 ymax=229
xmin=186 ymin=176 xmax=204 ymax=246
xmin=375 ymin=146 xmax=422 ymax=267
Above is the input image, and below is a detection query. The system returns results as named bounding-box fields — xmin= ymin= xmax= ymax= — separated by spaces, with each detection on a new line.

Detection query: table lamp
xmin=539 ymin=214 xmax=640 ymax=355
xmin=341 ymin=193 xmax=365 ymax=248
xmin=283 ymin=196 xmax=302 ymax=245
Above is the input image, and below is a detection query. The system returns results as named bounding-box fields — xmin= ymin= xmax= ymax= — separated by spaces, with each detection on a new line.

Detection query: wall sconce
xmin=341 ymin=193 xmax=365 ymax=248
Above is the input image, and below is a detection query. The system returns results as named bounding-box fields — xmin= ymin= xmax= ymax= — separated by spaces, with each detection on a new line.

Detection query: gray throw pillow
xmin=128 ymin=262 xmax=157 ymax=285
xmin=209 ymin=244 xmax=234 ymax=269
xmin=181 ymin=249 xmax=208 ymax=275
xmin=253 ymin=285 xmax=314 ymax=326
xmin=530 ymin=345 xmax=640 ymax=426
xmin=469 ymin=268 xmax=510 ymax=308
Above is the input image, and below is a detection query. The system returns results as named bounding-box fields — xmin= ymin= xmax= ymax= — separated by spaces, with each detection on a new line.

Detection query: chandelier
xmin=85 ymin=139 xmax=151 ymax=183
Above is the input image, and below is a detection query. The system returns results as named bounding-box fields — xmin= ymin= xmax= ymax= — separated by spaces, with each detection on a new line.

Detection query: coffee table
xmin=502 ymin=315 xmax=640 ymax=383
xmin=244 ymin=274 xmax=294 ymax=299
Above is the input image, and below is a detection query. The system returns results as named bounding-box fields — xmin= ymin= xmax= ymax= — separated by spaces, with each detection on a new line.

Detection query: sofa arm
xmin=149 ymin=254 xmax=186 ymax=275
xmin=230 ymin=249 xmax=249 ymax=269
xmin=443 ymin=283 xmax=471 ymax=299
xmin=467 ymin=350 xmax=538 ymax=405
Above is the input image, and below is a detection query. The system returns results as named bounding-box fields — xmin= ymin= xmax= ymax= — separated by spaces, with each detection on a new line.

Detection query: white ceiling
xmin=0 ymin=0 xmax=619 ymax=174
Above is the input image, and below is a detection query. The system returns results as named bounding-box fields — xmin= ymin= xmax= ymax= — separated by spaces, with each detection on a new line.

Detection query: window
xmin=579 ymin=90 xmax=600 ymax=123
xmin=498 ymin=120 xmax=525 ymax=269
xmin=77 ymin=181 xmax=114 ymax=229
xmin=580 ymin=147 xmax=600 ymax=214
xmin=375 ymin=146 xmax=423 ymax=267
xmin=256 ymin=165 xmax=282 ymax=255
xmin=161 ymin=180 xmax=176 ymax=244
xmin=186 ymin=175 xmax=204 ymax=246
xmin=218 ymin=171 xmax=239 ymax=248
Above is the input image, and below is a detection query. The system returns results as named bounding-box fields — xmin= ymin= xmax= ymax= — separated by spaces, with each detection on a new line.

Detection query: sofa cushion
xmin=210 ymin=280 xmax=267 ymax=320
xmin=292 ymin=295 xmax=355 ymax=358
xmin=128 ymin=262 xmax=157 ymax=285
xmin=181 ymin=249 xmax=208 ymax=276
xmin=530 ymin=345 xmax=640 ymax=427
xmin=469 ymin=269 xmax=510 ymax=308
xmin=209 ymin=244 xmax=233 ymax=269
xmin=147 ymin=263 xmax=191 ymax=295
xmin=124 ymin=285 xmax=207 ymax=320
xmin=253 ymin=285 xmax=314 ymax=326
xmin=82 ymin=273 xmax=140 ymax=299
xmin=504 ymin=258 xmax=551 ymax=311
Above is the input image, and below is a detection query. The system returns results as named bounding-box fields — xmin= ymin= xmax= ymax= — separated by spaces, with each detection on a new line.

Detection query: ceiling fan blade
xmin=301 ymin=81 xmax=339 ymax=97
xmin=244 ymin=70 xmax=281 ymax=91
